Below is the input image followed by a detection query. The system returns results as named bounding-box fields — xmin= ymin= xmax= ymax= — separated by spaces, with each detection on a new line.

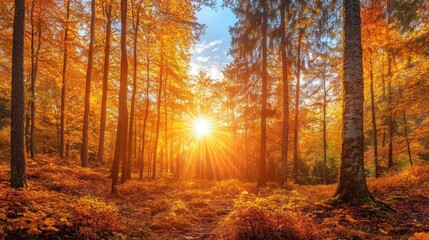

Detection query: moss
xmin=373 ymin=209 xmax=394 ymax=220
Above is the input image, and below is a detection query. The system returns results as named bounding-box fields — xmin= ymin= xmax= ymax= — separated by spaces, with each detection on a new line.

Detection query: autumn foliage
xmin=1 ymin=155 xmax=428 ymax=239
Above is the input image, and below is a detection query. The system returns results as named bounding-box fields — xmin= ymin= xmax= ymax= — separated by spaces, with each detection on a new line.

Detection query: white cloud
xmin=189 ymin=39 xmax=227 ymax=81
xmin=208 ymin=65 xmax=224 ymax=80
xmin=191 ymin=40 xmax=223 ymax=54
xmin=196 ymin=56 xmax=210 ymax=62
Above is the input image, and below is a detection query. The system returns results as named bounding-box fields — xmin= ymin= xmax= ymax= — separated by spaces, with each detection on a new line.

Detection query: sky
xmin=189 ymin=1 xmax=237 ymax=81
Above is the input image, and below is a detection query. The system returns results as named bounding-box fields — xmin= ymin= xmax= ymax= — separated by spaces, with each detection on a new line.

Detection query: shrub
xmin=232 ymin=207 xmax=319 ymax=240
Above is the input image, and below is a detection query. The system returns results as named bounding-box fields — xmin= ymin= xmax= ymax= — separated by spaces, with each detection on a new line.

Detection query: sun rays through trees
xmin=1 ymin=0 xmax=429 ymax=238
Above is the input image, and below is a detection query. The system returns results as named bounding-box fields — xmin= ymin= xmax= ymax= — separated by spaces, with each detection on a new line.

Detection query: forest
xmin=1 ymin=0 xmax=429 ymax=239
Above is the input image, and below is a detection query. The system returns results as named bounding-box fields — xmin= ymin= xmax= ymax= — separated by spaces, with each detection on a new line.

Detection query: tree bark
xmin=293 ymin=28 xmax=303 ymax=182
xmin=387 ymin=54 xmax=394 ymax=168
xmin=81 ymin=0 xmax=96 ymax=167
xmin=29 ymin=0 xmax=39 ymax=159
xmin=11 ymin=0 xmax=27 ymax=188
xmin=398 ymin=85 xmax=412 ymax=166
xmin=257 ymin=0 xmax=268 ymax=187
xmin=333 ymin=0 xmax=373 ymax=202
xmin=323 ymin=76 xmax=327 ymax=184
xmin=164 ymin=73 xmax=168 ymax=174
xmin=139 ymin=54 xmax=151 ymax=179
xmin=152 ymin=55 xmax=163 ymax=180
xmin=125 ymin=6 xmax=140 ymax=180
xmin=111 ymin=0 xmax=128 ymax=195
xmin=403 ymin=111 xmax=412 ymax=166
xmin=280 ymin=0 xmax=289 ymax=184
xmin=60 ymin=0 xmax=70 ymax=160
xmin=369 ymin=53 xmax=379 ymax=178
xmin=96 ymin=3 xmax=112 ymax=165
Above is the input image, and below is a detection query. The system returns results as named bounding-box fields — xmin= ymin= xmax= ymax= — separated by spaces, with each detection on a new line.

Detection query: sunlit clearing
xmin=194 ymin=117 xmax=211 ymax=138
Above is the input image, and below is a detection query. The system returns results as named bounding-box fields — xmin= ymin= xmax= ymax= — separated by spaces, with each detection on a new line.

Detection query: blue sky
xmin=190 ymin=1 xmax=237 ymax=80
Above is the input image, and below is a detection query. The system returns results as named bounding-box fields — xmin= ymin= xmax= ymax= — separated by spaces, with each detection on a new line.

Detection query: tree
xmin=152 ymin=53 xmax=163 ymax=180
xmin=126 ymin=0 xmax=141 ymax=180
xmin=293 ymin=28 xmax=303 ymax=182
xmin=111 ymin=0 xmax=128 ymax=194
xmin=59 ymin=0 xmax=70 ymax=160
xmin=279 ymin=0 xmax=289 ymax=184
xmin=29 ymin=0 xmax=42 ymax=159
xmin=140 ymin=52 xmax=151 ymax=179
xmin=96 ymin=0 xmax=113 ymax=164
xmin=258 ymin=0 xmax=268 ymax=187
xmin=11 ymin=0 xmax=27 ymax=188
xmin=333 ymin=0 xmax=373 ymax=202
xmin=81 ymin=0 xmax=96 ymax=167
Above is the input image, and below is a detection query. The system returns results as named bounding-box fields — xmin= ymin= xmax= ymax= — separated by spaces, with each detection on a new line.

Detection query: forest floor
xmin=0 ymin=155 xmax=428 ymax=240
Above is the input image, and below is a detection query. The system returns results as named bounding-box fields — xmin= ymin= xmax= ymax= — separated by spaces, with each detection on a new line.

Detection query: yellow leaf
xmin=43 ymin=218 xmax=56 ymax=226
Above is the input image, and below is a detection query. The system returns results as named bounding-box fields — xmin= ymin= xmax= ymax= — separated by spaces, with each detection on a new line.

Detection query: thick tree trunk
xmin=96 ymin=4 xmax=112 ymax=165
xmin=257 ymin=0 xmax=268 ymax=187
xmin=369 ymin=54 xmax=379 ymax=178
xmin=333 ymin=0 xmax=373 ymax=202
xmin=293 ymin=28 xmax=302 ymax=182
xmin=60 ymin=0 xmax=70 ymax=160
xmin=11 ymin=0 xmax=27 ymax=188
xmin=111 ymin=0 xmax=128 ymax=195
xmin=280 ymin=0 xmax=289 ymax=184
xmin=81 ymin=0 xmax=96 ymax=167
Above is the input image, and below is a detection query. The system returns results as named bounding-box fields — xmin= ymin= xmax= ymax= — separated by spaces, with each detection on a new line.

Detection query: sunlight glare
xmin=194 ymin=117 xmax=211 ymax=138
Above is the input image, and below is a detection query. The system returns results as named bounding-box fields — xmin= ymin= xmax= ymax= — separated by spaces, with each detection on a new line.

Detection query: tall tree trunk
xmin=81 ymin=0 xmax=96 ymax=167
xmin=333 ymin=0 xmax=373 ymax=202
xmin=29 ymin=0 xmax=36 ymax=158
xmin=323 ymin=76 xmax=327 ymax=184
xmin=257 ymin=0 xmax=268 ymax=187
xmin=126 ymin=7 xmax=140 ymax=180
xmin=96 ymin=4 xmax=112 ymax=165
xmin=386 ymin=1 xmax=394 ymax=168
xmin=293 ymin=28 xmax=302 ymax=182
xmin=280 ymin=0 xmax=289 ymax=184
xmin=111 ymin=0 xmax=128 ymax=195
xmin=11 ymin=0 xmax=26 ymax=188
xmin=60 ymin=0 xmax=70 ymax=160
xmin=387 ymin=54 xmax=394 ymax=168
xmin=164 ymin=75 xmax=168 ymax=174
xmin=243 ymin=60 xmax=250 ymax=181
xmin=381 ymin=61 xmax=386 ymax=150
xmin=152 ymin=56 xmax=163 ymax=180
xmin=140 ymin=54 xmax=151 ymax=179
xmin=369 ymin=53 xmax=379 ymax=178
xmin=147 ymin=124 xmax=154 ymax=178
xmin=169 ymin=107 xmax=174 ymax=175
xmin=29 ymin=0 xmax=41 ymax=159
xmin=398 ymin=85 xmax=412 ymax=166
